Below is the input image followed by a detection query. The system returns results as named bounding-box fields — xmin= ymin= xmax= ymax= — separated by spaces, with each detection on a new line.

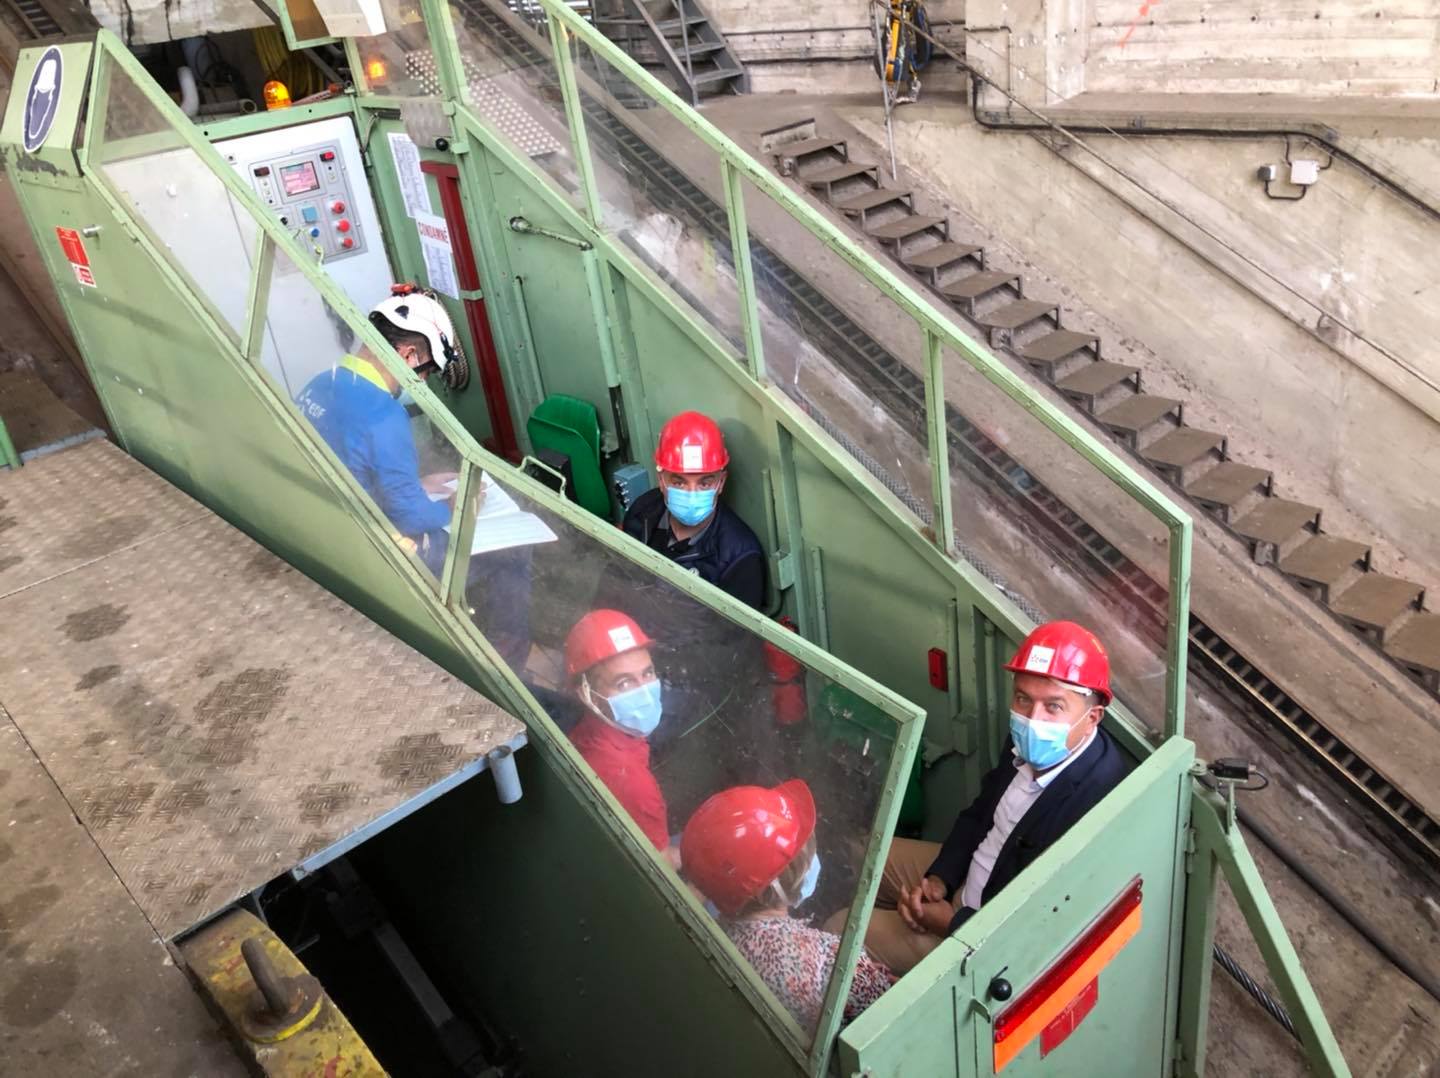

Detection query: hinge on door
xmin=1182 ymin=825 xmax=1197 ymax=875
xmin=1170 ymin=1035 xmax=1187 ymax=1076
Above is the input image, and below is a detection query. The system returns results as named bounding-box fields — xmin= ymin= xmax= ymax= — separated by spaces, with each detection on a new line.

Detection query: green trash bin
xmin=526 ymin=395 xmax=612 ymax=520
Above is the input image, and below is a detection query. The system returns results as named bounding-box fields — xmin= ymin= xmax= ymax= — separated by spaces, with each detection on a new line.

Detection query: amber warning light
xmin=992 ymin=876 xmax=1143 ymax=1071
xmin=365 ymin=58 xmax=388 ymax=84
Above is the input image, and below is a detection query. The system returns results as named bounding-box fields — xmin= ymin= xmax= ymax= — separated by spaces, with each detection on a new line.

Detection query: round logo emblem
xmin=22 ymin=46 xmax=63 ymax=154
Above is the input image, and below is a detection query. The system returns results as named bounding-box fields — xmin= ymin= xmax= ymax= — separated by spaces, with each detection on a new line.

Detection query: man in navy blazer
xmin=848 ymin=621 xmax=1130 ymax=975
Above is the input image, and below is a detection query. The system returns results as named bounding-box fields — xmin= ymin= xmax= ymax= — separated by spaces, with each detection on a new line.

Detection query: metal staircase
xmin=771 ymin=125 xmax=1440 ymax=699
xmin=591 ymin=0 xmax=746 ymax=104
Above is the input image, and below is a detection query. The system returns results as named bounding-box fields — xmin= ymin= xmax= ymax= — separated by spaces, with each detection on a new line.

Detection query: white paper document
xmin=429 ymin=473 xmax=558 ymax=555
xmin=415 ymin=212 xmax=459 ymax=300
xmin=388 ymin=132 xmax=432 ymax=219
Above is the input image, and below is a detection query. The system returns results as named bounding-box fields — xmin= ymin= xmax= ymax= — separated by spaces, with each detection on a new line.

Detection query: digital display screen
xmin=279 ymin=161 xmax=321 ymax=197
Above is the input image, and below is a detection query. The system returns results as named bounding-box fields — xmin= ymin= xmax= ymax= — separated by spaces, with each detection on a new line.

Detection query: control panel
xmin=217 ymin=117 xmax=395 ymax=395
xmin=247 ymin=142 xmax=367 ymax=262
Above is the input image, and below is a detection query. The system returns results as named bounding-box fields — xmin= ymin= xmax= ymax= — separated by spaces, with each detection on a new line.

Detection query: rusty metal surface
xmin=0 ymin=370 xmax=101 ymax=459
xmin=181 ymin=910 xmax=384 ymax=1075
xmin=0 ymin=440 xmax=523 ymax=939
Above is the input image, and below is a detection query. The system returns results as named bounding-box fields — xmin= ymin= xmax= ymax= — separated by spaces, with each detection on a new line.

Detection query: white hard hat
xmin=369 ymin=285 xmax=469 ymax=390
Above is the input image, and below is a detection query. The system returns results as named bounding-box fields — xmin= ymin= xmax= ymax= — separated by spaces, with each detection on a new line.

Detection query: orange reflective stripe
xmin=992 ymin=902 xmax=1142 ymax=1071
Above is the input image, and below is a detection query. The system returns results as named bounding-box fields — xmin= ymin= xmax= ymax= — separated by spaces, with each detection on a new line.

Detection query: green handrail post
xmin=546 ymin=14 xmax=605 ymax=229
xmin=0 ymin=416 xmax=20 ymax=469
xmin=923 ymin=329 xmax=956 ymax=557
xmin=1192 ymin=790 xmax=1351 ymax=1077
xmin=721 ymin=158 xmax=767 ymax=382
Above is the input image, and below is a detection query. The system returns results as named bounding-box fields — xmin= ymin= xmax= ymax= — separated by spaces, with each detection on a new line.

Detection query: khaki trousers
xmin=824 ymin=837 xmax=952 ymax=976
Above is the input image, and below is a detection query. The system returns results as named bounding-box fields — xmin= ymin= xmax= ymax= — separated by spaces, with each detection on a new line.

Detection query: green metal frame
xmin=0 ymin=21 xmax=1351 ymax=1074
xmin=403 ymin=0 xmax=1193 ymax=740
xmin=1187 ymin=788 xmax=1351 ymax=1077
xmin=0 ymin=416 xmax=19 ymax=469
xmin=551 ymin=0 xmax=1192 ymax=734
xmin=53 ymin=31 xmax=924 ymax=1076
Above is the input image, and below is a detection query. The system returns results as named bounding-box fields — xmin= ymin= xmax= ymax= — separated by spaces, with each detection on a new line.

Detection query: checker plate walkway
xmin=0 ymin=439 xmax=524 ymax=940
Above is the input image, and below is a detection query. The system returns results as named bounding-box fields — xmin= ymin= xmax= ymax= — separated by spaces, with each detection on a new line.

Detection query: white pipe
xmin=177 ymin=66 xmax=199 ymax=117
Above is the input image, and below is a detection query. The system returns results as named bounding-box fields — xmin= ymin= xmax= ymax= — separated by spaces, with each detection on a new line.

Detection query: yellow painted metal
xmin=180 ymin=909 xmax=386 ymax=1076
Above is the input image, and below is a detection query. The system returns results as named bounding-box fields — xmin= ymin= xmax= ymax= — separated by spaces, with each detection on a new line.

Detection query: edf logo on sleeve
xmin=22 ymin=46 xmax=63 ymax=153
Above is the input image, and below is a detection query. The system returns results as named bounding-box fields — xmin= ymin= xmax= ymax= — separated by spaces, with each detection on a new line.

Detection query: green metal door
xmin=839 ymin=738 xmax=1193 ymax=1077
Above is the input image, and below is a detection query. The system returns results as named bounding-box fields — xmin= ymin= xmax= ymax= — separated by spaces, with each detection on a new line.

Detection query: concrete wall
xmin=839 ymin=104 xmax=1440 ymax=589
xmin=963 ymin=0 xmax=1440 ymax=104
xmin=1085 ymin=0 xmax=1440 ymax=97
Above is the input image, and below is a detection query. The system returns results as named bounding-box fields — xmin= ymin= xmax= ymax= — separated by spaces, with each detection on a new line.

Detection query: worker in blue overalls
xmin=295 ymin=284 xmax=466 ymax=575
xmin=296 ymin=286 xmax=532 ymax=667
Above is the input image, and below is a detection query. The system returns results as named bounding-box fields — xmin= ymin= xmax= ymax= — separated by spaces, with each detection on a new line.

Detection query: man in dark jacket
xmin=620 ymin=410 xmax=766 ymax=613
xmin=845 ymin=621 xmax=1130 ymax=975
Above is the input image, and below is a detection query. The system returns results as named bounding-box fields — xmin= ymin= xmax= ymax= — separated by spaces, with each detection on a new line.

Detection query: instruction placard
xmin=415 ymin=212 xmax=459 ymax=300
xmin=55 ymin=226 xmax=96 ymax=287
xmin=387 ymin=132 xmax=432 ymax=219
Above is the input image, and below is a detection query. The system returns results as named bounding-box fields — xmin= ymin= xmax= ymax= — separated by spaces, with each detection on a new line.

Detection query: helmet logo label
xmin=681 ymin=445 xmax=703 ymax=471
xmin=23 ymin=46 xmax=62 ymax=154
xmin=608 ymin=626 xmax=636 ymax=651
xmin=1024 ymin=644 xmax=1055 ymax=673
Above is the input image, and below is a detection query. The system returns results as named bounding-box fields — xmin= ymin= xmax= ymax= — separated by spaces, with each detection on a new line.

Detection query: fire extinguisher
xmin=765 ymin=616 xmax=807 ymax=726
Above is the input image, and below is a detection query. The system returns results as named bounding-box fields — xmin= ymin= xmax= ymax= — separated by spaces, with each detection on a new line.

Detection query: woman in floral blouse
xmin=681 ymin=779 xmax=897 ymax=1033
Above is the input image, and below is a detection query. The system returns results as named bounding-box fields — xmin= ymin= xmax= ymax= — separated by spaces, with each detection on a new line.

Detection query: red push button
xmin=341 ymin=237 xmax=355 ymax=249
xmin=335 ymin=219 xmax=351 ymax=233
xmin=331 ymin=200 xmax=346 ymax=214
xmin=320 ymin=150 xmax=336 ymax=162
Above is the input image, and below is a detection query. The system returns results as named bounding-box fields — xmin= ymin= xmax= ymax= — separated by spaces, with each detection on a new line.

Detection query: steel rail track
xmin=459 ymin=0 xmax=1440 ymax=865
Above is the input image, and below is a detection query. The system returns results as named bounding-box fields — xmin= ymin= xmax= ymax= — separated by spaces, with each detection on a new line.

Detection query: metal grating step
xmin=1141 ymin=427 xmax=1224 ymax=470
xmin=1020 ymin=329 xmax=1098 ymax=366
xmin=805 ymin=161 xmax=878 ymax=186
xmin=939 ymin=269 xmax=1019 ymax=301
xmin=1231 ymin=498 xmax=1320 ymax=546
xmin=777 ymin=136 xmax=847 ymax=160
xmin=1329 ymin=573 xmax=1424 ymax=636
xmin=1278 ymin=535 xmax=1371 ymax=589
xmin=834 ymin=188 xmax=911 ymax=214
xmin=1387 ymin=614 xmax=1440 ymax=679
xmin=903 ymin=241 xmax=983 ymax=270
xmin=1055 ymin=360 xmax=1139 ymax=401
xmin=1185 ymin=461 xmax=1270 ymax=509
xmin=867 ymin=214 xmax=947 ymax=241
xmin=976 ymin=298 xmax=1056 ymax=330
xmin=690 ymin=68 xmax=741 ymax=86
xmin=1096 ymin=394 xmax=1180 ymax=435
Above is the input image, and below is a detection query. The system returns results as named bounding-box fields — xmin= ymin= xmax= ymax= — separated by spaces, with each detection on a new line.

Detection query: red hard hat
xmin=1003 ymin=620 xmax=1112 ymax=705
xmin=655 ymin=411 xmax=729 ymax=474
xmin=564 ymin=609 xmax=656 ymax=679
xmin=680 ymin=779 xmax=816 ymax=916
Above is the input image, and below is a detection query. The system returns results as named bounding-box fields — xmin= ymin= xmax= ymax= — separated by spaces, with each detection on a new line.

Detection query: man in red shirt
xmin=564 ymin=610 xmax=674 ymax=861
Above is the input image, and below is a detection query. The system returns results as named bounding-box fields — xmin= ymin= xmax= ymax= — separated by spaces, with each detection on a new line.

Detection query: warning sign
xmin=55 ymin=226 xmax=96 ymax=288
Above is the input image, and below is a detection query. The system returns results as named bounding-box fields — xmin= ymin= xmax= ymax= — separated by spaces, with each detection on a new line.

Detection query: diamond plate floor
xmin=0 ymin=439 xmax=523 ymax=939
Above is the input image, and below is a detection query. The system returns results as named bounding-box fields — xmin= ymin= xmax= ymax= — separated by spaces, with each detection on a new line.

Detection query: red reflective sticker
xmin=928 ymin=647 xmax=948 ymax=691
xmin=1039 ymin=976 xmax=1098 ymax=1057
xmin=55 ymin=225 xmax=88 ymax=267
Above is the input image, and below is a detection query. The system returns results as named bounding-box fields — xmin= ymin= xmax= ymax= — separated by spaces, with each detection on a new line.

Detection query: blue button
xmin=309 ymin=227 xmax=321 ymax=238
xmin=301 ymin=206 xmax=318 ymax=223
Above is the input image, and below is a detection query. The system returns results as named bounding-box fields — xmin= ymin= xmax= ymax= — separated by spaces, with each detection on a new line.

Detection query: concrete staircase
xmin=591 ymin=0 xmax=746 ymax=104
xmin=770 ymin=125 xmax=1440 ymax=698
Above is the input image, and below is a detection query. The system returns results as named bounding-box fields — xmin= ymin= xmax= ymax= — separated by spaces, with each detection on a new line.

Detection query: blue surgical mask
xmin=796 ymin=852 xmax=821 ymax=904
xmin=1009 ymin=711 xmax=1074 ymax=770
xmin=664 ymin=485 xmax=718 ymax=527
xmin=604 ymin=679 xmax=663 ymax=737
